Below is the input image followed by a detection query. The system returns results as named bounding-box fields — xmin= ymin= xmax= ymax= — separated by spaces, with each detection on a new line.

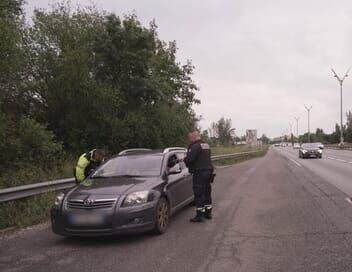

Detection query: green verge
xmin=0 ymin=191 xmax=59 ymax=230
xmin=213 ymin=145 xmax=269 ymax=167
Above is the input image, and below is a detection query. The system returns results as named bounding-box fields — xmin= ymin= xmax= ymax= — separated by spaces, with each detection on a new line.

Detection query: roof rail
xmin=163 ymin=147 xmax=187 ymax=154
xmin=118 ymin=148 xmax=152 ymax=155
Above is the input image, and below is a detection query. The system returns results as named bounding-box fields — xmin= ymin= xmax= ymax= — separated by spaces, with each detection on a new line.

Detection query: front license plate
xmin=68 ymin=213 xmax=105 ymax=226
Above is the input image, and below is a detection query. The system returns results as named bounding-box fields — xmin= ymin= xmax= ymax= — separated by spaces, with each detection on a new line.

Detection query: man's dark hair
xmin=94 ymin=149 xmax=105 ymax=157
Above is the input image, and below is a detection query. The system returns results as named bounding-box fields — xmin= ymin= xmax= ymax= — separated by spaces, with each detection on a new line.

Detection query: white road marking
xmin=346 ymin=198 xmax=352 ymax=204
xmin=289 ymin=158 xmax=302 ymax=167
xmin=335 ymin=158 xmax=347 ymax=163
xmin=327 ymin=156 xmax=352 ymax=164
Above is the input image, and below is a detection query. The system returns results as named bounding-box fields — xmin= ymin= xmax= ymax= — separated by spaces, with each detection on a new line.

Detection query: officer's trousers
xmin=193 ymin=170 xmax=212 ymax=210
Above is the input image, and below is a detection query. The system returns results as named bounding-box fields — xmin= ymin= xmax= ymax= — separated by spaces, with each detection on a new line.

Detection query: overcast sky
xmin=25 ymin=0 xmax=352 ymax=137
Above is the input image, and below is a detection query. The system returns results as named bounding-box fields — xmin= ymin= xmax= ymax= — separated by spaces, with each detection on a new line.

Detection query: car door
xmin=177 ymin=152 xmax=193 ymax=201
xmin=165 ymin=153 xmax=190 ymax=209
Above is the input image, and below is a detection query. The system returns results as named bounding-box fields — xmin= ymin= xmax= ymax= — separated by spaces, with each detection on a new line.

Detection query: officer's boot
xmin=204 ymin=206 xmax=212 ymax=220
xmin=190 ymin=209 xmax=205 ymax=223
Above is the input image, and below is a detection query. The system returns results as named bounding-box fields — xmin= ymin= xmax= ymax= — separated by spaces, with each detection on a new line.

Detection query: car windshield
xmin=91 ymin=154 xmax=163 ymax=178
xmin=301 ymin=144 xmax=318 ymax=149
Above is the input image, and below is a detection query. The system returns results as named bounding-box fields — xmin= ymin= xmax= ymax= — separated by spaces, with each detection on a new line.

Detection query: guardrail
xmin=0 ymin=150 xmax=262 ymax=203
xmin=324 ymin=145 xmax=352 ymax=150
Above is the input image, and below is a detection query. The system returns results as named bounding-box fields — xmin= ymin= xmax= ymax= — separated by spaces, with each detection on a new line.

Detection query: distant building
xmin=246 ymin=129 xmax=258 ymax=148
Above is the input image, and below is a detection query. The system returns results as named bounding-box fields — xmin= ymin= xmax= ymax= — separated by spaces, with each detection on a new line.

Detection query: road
xmin=276 ymin=146 xmax=352 ymax=197
xmin=2 ymin=148 xmax=352 ymax=271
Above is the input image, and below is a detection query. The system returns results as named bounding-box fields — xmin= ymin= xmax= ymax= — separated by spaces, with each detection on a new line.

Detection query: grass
xmin=0 ymin=158 xmax=75 ymax=231
xmin=212 ymin=145 xmax=269 ymax=167
xmin=0 ymin=191 xmax=58 ymax=230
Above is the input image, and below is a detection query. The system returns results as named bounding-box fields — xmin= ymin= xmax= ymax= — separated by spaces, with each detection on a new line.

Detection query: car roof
xmin=117 ymin=147 xmax=187 ymax=157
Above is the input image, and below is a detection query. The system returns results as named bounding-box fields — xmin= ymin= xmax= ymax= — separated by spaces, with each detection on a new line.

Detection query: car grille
xmin=68 ymin=199 xmax=117 ymax=209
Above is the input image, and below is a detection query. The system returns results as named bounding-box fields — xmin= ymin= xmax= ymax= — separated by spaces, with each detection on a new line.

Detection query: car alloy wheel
xmin=154 ymin=197 xmax=170 ymax=234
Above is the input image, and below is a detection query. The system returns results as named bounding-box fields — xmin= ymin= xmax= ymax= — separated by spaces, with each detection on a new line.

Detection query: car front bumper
xmin=301 ymin=152 xmax=321 ymax=158
xmin=51 ymin=201 xmax=158 ymax=237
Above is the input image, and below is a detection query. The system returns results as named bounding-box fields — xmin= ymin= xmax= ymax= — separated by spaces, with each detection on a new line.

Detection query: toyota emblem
xmin=83 ymin=198 xmax=94 ymax=206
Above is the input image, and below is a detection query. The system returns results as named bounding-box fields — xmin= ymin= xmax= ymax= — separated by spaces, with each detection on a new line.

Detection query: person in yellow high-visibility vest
xmin=74 ymin=149 xmax=105 ymax=183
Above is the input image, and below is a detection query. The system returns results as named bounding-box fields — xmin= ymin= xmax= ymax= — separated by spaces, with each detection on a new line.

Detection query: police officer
xmin=74 ymin=149 xmax=105 ymax=183
xmin=184 ymin=131 xmax=214 ymax=223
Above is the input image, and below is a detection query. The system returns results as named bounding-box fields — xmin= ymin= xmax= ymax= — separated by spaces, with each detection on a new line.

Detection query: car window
xmin=166 ymin=152 xmax=187 ymax=173
xmin=92 ymin=154 xmax=163 ymax=177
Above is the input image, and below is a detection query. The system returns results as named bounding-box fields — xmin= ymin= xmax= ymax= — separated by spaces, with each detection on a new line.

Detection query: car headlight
xmin=318 ymin=149 xmax=322 ymax=153
xmin=302 ymin=150 xmax=307 ymax=154
xmin=123 ymin=191 xmax=149 ymax=207
xmin=53 ymin=192 xmax=65 ymax=209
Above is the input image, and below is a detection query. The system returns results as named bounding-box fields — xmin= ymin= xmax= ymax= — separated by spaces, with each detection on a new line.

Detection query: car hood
xmin=68 ymin=176 xmax=160 ymax=198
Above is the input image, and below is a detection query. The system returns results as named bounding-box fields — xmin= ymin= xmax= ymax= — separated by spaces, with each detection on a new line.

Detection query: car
xmin=274 ymin=143 xmax=280 ymax=147
xmin=293 ymin=143 xmax=300 ymax=149
xmin=299 ymin=143 xmax=322 ymax=159
xmin=51 ymin=147 xmax=194 ymax=237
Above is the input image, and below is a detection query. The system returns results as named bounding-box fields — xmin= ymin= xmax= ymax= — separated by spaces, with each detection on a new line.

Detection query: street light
xmin=331 ymin=67 xmax=351 ymax=146
xmin=304 ymin=105 xmax=313 ymax=143
xmin=294 ymin=116 xmax=300 ymax=142
xmin=289 ymin=122 xmax=293 ymax=145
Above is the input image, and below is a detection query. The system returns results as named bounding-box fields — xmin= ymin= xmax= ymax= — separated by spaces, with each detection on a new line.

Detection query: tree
xmin=0 ymin=1 xmax=63 ymax=188
xmin=260 ymin=134 xmax=270 ymax=144
xmin=208 ymin=117 xmax=233 ymax=146
xmin=27 ymin=4 xmax=199 ymax=153
xmin=345 ymin=111 xmax=352 ymax=143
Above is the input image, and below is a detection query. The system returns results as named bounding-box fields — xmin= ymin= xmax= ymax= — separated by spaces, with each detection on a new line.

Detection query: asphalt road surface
xmin=3 ymin=147 xmax=352 ymax=272
xmin=277 ymin=146 xmax=352 ymax=197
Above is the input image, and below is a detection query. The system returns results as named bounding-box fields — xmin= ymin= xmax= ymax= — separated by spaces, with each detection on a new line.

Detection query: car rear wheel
xmin=154 ymin=197 xmax=170 ymax=235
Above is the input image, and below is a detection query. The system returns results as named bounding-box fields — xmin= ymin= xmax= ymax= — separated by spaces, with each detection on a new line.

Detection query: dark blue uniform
xmin=184 ymin=140 xmax=213 ymax=218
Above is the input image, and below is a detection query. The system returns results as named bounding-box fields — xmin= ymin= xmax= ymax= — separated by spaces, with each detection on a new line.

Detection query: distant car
xmin=299 ymin=143 xmax=322 ymax=159
xmin=274 ymin=143 xmax=280 ymax=147
xmin=293 ymin=143 xmax=300 ymax=149
xmin=51 ymin=147 xmax=194 ymax=237
xmin=314 ymin=142 xmax=324 ymax=149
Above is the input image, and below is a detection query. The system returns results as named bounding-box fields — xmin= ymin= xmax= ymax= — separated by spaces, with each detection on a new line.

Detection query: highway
xmin=2 ymin=148 xmax=352 ymax=271
xmin=276 ymin=146 xmax=352 ymax=197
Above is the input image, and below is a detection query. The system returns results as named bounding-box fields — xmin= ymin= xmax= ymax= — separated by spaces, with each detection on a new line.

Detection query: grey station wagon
xmin=51 ymin=148 xmax=194 ymax=236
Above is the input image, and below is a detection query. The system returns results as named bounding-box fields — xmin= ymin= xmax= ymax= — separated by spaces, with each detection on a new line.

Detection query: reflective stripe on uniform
xmin=196 ymin=207 xmax=205 ymax=212
xmin=205 ymin=205 xmax=212 ymax=210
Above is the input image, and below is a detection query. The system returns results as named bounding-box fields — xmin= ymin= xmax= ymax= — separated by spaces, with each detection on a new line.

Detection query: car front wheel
xmin=154 ymin=197 xmax=170 ymax=235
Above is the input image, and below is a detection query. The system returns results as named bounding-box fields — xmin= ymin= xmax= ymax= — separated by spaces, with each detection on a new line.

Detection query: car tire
xmin=153 ymin=197 xmax=170 ymax=235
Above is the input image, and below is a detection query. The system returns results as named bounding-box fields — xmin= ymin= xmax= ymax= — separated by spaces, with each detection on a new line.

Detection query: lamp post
xmin=294 ymin=116 xmax=300 ymax=142
xmin=331 ymin=68 xmax=351 ymax=147
xmin=289 ymin=122 xmax=293 ymax=145
xmin=304 ymin=105 xmax=313 ymax=143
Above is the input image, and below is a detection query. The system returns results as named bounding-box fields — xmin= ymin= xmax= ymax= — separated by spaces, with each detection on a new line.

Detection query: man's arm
xmin=75 ymin=155 xmax=90 ymax=182
xmin=184 ymin=143 xmax=201 ymax=167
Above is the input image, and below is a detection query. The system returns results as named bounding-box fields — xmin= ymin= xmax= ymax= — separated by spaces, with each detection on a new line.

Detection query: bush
xmin=0 ymin=114 xmax=63 ymax=188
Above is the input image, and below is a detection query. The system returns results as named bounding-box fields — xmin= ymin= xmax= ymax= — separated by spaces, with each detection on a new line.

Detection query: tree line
xmin=298 ymin=111 xmax=352 ymax=144
xmin=0 ymin=1 xmax=199 ymax=188
xmin=200 ymin=117 xmax=270 ymax=146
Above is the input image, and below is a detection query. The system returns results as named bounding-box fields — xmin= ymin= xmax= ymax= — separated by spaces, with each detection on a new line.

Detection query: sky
xmin=25 ymin=0 xmax=352 ymax=138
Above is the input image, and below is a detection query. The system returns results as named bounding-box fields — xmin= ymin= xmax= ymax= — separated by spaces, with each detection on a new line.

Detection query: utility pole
xmin=331 ymin=67 xmax=350 ymax=147
xmin=289 ymin=122 xmax=293 ymax=145
xmin=304 ymin=105 xmax=313 ymax=143
xmin=294 ymin=117 xmax=300 ymax=142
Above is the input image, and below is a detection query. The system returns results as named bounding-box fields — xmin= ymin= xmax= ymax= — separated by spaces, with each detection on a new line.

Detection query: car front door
xmin=165 ymin=152 xmax=191 ymax=209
